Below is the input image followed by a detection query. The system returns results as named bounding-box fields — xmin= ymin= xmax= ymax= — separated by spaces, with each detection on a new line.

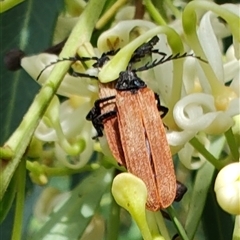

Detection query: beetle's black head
xmin=115 ymin=70 xmax=146 ymax=91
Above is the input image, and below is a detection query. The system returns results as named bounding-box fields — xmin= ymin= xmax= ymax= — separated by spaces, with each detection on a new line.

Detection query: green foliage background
xmin=0 ymin=1 xmax=64 ymax=238
xmin=0 ymin=1 xmax=64 ymax=144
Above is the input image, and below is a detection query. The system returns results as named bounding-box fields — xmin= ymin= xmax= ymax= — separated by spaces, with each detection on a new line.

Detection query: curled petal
xmin=166 ymin=129 xmax=196 ymax=147
xmin=35 ymin=98 xmax=92 ymax=141
xmin=225 ymin=98 xmax=240 ymax=117
xmin=223 ymin=3 xmax=240 ymax=57
xmin=53 ymin=76 xmax=98 ymax=98
xmin=35 ymin=120 xmax=58 ymax=142
xmin=54 ymin=123 xmax=93 ymax=169
xmin=97 ymin=20 xmax=156 ymax=52
xmin=151 ymin=36 xmax=174 ymax=103
xmin=232 ymin=115 xmax=240 ymax=135
xmin=229 ymin=72 xmax=240 ymax=97
xmin=198 ymin=11 xmax=226 ymax=83
xmin=57 ymin=100 xmax=92 ymax=139
xmin=35 ymin=96 xmax=93 ymax=158
xmin=178 ymin=134 xmax=210 ymax=170
xmin=21 ymin=53 xmax=98 ymax=97
xmin=222 ymin=3 xmax=240 ymax=16
xmin=114 ymin=6 xmax=136 ymax=21
xmin=224 ymin=44 xmax=240 ymax=95
xmin=221 ymin=4 xmax=240 ymax=59
xmin=226 ymin=44 xmax=236 ymax=61
xmin=204 ymin=112 xmax=234 ymax=134
xmin=182 ymin=57 xmax=201 ymax=95
xmin=223 ymin=60 xmax=240 ymax=85
xmin=114 ymin=6 xmax=150 ymax=23
xmin=21 ymin=53 xmax=58 ymax=80
xmin=214 ymin=162 xmax=240 ymax=215
xmin=173 ymin=93 xmax=234 ymax=134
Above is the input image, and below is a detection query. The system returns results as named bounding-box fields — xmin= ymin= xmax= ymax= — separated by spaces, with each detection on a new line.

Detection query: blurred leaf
xmin=202 ymin=176 xmax=234 ymax=240
xmin=0 ymin=1 xmax=64 ymax=238
xmin=184 ymin=162 xmax=215 ymax=240
xmin=0 ymin=170 xmax=17 ymax=223
xmin=0 ymin=0 xmax=64 ymax=145
xmin=32 ymin=167 xmax=112 ymax=240
xmin=0 ymin=0 xmax=25 ymax=13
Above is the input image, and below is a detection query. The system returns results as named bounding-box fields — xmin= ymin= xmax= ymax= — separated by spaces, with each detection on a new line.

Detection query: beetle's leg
xmin=86 ymin=95 xmax=116 ymax=121
xmin=154 ymin=93 xmax=168 ymax=118
xmin=95 ymin=96 xmax=116 ymax=107
xmin=91 ymin=110 xmax=117 ymax=139
xmin=130 ymin=36 xmax=165 ymax=63
xmin=86 ymin=96 xmax=116 ymax=139
xmin=175 ymin=181 xmax=188 ymax=202
xmin=97 ymin=110 xmax=117 ymax=122
xmin=91 ymin=122 xmax=104 ymax=139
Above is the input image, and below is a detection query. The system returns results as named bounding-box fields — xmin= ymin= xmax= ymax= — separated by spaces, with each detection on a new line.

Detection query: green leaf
xmin=33 ymin=167 xmax=113 ymax=240
xmin=0 ymin=171 xmax=17 ymax=223
xmin=202 ymin=180 xmax=234 ymax=240
xmin=0 ymin=2 xmax=64 ymax=236
xmin=184 ymin=162 xmax=215 ymax=240
xmin=0 ymin=0 xmax=64 ymax=145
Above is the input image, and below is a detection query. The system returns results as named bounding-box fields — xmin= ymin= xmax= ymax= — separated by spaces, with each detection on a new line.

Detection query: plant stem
xmin=151 ymin=211 xmax=171 ymax=240
xmin=26 ymin=161 xmax=100 ymax=176
xmin=189 ymin=137 xmax=224 ymax=170
xmin=167 ymin=205 xmax=189 ymax=240
xmin=164 ymin=0 xmax=181 ymax=19
xmin=144 ymin=0 xmax=166 ymax=25
xmin=0 ymin=0 xmax=107 ymax=200
xmin=96 ymin=0 xmax=127 ymax=30
xmin=233 ymin=215 xmax=240 ymax=240
xmin=11 ymin=158 xmax=26 ymax=240
xmin=224 ymin=128 xmax=239 ymax=161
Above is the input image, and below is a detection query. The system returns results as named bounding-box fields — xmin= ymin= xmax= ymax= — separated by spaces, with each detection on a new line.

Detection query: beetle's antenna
xmin=36 ymin=49 xmax=121 ymax=81
xmin=134 ymin=52 xmax=207 ymax=72
xmin=36 ymin=56 xmax=99 ymax=81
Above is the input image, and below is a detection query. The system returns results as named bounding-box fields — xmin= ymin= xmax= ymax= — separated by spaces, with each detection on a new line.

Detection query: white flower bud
xmin=214 ymin=162 xmax=240 ymax=215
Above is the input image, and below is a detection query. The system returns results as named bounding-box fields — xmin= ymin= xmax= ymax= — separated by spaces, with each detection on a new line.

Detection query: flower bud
xmin=214 ymin=162 xmax=240 ymax=215
xmin=112 ymin=173 xmax=152 ymax=239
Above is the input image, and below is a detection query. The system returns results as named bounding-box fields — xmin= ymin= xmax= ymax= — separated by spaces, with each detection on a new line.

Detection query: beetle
xmin=89 ymin=85 xmax=187 ymax=209
xmin=84 ymin=37 xmax=207 ymax=210
xmin=86 ymin=63 xmax=177 ymax=210
xmin=36 ymin=35 xmax=195 ymax=210
xmin=84 ymin=36 xmax=162 ymax=167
